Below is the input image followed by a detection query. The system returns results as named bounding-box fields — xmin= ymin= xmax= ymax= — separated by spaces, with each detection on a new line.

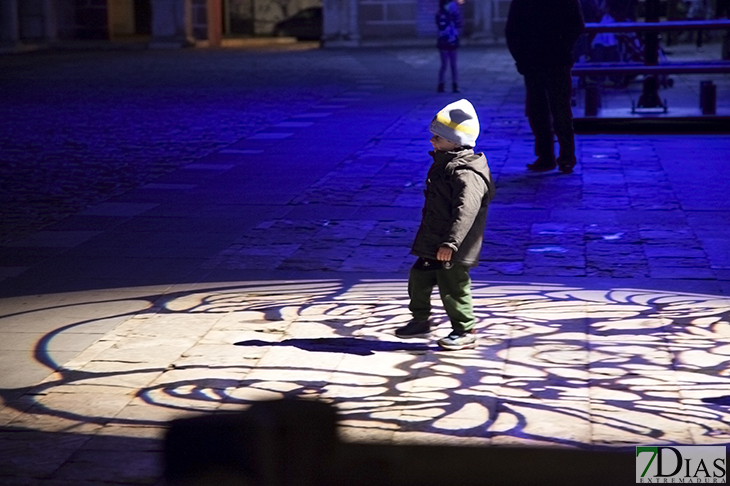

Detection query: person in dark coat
xmin=505 ymin=0 xmax=585 ymax=173
xmin=395 ymin=99 xmax=495 ymax=351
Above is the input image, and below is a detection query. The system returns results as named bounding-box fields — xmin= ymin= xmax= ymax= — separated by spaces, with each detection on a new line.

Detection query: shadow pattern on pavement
xmin=2 ymin=279 xmax=730 ymax=453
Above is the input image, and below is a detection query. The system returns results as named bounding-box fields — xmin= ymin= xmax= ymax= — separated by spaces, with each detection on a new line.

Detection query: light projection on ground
xmin=2 ymin=280 xmax=729 ymax=448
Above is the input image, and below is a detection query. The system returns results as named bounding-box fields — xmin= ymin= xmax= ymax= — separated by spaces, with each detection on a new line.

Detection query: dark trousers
xmin=523 ymin=66 xmax=576 ymax=162
xmin=438 ymin=48 xmax=458 ymax=84
xmin=717 ymin=0 xmax=730 ymax=17
xmin=408 ymin=260 xmax=475 ymax=334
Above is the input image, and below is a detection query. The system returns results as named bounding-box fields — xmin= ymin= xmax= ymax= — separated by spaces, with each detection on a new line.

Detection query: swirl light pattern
xmin=2 ymin=280 xmax=729 ymax=449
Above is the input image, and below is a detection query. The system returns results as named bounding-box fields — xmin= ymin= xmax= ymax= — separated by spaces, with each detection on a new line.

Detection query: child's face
xmin=430 ymin=133 xmax=459 ymax=152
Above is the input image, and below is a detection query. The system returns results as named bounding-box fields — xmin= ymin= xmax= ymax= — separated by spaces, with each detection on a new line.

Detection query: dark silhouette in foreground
xmin=165 ymin=398 xmax=634 ymax=486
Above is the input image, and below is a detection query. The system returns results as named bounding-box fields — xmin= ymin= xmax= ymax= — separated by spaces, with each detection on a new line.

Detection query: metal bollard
xmin=164 ymin=398 xmax=339 ymax=486
xmin=700 ymin=81 xmax=716 ymax=115
xmin=584 ymin=86 xmax=600 ymax=117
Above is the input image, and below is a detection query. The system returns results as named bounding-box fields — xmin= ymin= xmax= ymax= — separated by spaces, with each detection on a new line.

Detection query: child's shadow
xmin=234 ymin=337 xmax=433 ymax=356
xmin=702 ymin=395 xmax=730 ymax=406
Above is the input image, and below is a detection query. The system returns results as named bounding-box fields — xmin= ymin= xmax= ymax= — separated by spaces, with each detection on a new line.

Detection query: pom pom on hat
xmin=429 ymin=99 xmax=480 ymax=148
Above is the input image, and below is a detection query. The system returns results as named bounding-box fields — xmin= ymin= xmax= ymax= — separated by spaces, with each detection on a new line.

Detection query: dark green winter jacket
xmin=411 ymin=148 xmax=494 ymax=267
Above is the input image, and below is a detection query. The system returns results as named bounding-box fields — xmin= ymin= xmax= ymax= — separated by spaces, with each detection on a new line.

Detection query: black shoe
xmin=557 ymin=156 xmax=577 ymax=174
xmin=527 ymin=157 xmax=557 ymax=172
xmin=437 ymin=83 xmax=445 ymax=93
xmin=452 ymin=83 xmax=460 ymax=93
xmin=395 ymin=320 xmax=431 ymax=338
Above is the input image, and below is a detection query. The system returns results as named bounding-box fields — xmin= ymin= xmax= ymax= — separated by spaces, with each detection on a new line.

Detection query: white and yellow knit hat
xmin=429 ymin=99 xmax=480 ymax=148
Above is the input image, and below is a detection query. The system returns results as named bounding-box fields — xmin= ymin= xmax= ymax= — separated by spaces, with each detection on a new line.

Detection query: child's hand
xmin=436 ymin=246 xmax=453 ymax=262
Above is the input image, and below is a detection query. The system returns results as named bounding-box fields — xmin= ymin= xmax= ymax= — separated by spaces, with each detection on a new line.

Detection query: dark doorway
xmin=134 ymin=0 xmax=151 ymax=35
xmin=224 ymin=0 xmax=255 ymax=36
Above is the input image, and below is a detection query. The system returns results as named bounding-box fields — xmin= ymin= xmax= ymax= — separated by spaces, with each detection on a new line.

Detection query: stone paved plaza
xmin=1 ymin=42 xmax=729 ymax=485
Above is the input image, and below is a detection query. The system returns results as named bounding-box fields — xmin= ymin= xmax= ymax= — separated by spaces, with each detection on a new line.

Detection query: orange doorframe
xmin=207 ymin=0 xmax=222 ymax=46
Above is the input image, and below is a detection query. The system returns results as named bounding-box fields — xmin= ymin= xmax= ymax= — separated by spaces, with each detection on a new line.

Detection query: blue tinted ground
xmin=0 ymin=39 xmax=729 ymax=485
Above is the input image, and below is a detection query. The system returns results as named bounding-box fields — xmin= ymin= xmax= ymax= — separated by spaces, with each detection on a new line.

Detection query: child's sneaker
xmin=395 ymin=320 xmax=431 ymax=338
xmin=438 ymin=331 xmax=477 ymax=350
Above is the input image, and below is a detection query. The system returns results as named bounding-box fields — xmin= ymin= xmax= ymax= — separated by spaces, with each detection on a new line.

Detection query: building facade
xmin=0 ymin=0 xmax=198 ymax=47
xmin=323 ymin=0 xmax=510 ymax=46
xmin=0 ymin=0 xmax=509 ymax=50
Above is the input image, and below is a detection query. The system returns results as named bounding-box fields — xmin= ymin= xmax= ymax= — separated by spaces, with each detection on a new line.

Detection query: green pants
xmin=408 ymin=259 xmax=475 ymax=334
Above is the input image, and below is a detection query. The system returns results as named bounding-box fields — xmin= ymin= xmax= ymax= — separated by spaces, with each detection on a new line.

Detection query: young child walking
xmin=395 ymin=99 xmax=495 ymax=351
xmin=436 ymin=0 xmax=464 ymax=93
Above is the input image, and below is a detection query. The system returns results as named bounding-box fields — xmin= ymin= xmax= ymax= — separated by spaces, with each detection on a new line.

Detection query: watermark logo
xmin=637 ymin=446 xmax=726 ymax=483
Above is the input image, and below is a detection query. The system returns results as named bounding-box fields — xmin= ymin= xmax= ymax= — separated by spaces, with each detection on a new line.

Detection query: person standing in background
xmin=436 ymin=0 xmax=465 ymax=93
xmin=687 ymin=0 xmax=709 ymax=48
xmin=714 ymin=0 xmax=730 ymax=59
xmin=505 ymin=0 xmax=585 ymax=174
xmin=716 ymin=0 xmax=730 ymax=17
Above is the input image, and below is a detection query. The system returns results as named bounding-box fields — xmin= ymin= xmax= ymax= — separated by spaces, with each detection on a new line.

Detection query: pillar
xmin=471 ymin=0 xmax=493 ymax=41
xmin=322 ymin=0 xmax=359 ymax=46
xmin=150 ymin=0 xmax=193 ymax=47
xmin=348 ymin=0 xmax=359 ymax=42
xmin=206 ymin=0 xmax=220 ymax=47
xmin=43 ymin=0 xmax=57 ymax=42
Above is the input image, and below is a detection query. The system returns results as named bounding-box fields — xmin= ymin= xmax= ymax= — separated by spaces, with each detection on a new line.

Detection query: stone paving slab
xmin=0 ymin=42 xmax=729 ymax=485
xmin=3 ymin=279 xmax=730 ymax=484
